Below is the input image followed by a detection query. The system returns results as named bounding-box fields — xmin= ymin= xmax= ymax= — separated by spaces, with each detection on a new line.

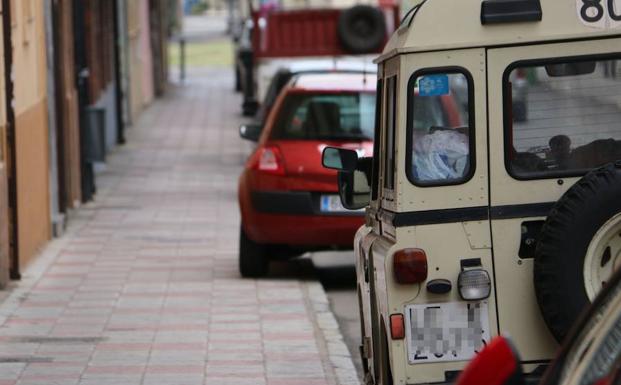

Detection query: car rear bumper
xmin=242 ymin=190 xmax=365 ymax=247
xmin=251 ymin=190 xmax=364 ymax=217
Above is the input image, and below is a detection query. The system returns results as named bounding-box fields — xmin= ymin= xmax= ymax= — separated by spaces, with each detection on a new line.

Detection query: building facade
xmin=0 ymin=0 xmax=173 ymax=284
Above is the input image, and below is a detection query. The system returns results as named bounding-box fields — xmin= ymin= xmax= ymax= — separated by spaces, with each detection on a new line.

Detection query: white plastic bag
xmin=412 ymin=130 xmax=469 ymax=182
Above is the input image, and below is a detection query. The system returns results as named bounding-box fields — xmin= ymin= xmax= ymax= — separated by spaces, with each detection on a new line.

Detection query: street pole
xmin=180 ymin=37 xmax=186 ymax=83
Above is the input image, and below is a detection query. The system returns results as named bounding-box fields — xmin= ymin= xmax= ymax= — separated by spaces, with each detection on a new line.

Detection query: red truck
xmin=234 ymin=2 xmax=399 ymax=116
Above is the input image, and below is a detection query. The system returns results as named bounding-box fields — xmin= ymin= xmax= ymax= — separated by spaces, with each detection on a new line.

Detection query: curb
xmin=305 ymin=281 xmax=361 ymax=385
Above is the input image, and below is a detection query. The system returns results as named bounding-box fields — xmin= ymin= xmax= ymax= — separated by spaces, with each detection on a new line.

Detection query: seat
xmin=303 ymin=101 xmax=341 ymax=137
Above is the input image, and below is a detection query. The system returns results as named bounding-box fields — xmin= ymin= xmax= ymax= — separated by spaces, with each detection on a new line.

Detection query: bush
xmin=191 ymin=1 xmax=209 ymax=14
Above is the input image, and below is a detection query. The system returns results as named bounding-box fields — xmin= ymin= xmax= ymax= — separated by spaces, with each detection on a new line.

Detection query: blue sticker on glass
xmin=418 ymin=75 xmax=450 ymax=97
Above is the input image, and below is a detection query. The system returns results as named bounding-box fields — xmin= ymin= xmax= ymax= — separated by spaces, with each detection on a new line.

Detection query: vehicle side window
xmin=504 ymin=57 xmax=621 ymax=179
xmin=372 ymin=79 xmax=383 ymax=200
xmin=384 ymin=77 xmax=397 ymax=190
xmin=406 ymin=69 xmax=474 ymax=186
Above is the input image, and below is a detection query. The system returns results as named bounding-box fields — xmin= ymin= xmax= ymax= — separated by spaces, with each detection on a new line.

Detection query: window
xmin=505 ymin=56 xmax=621 ymax=179
xmin=384 ymin=77 xmax=397 ymax=190
xmin=271 ymin=92 xmax=376 ymax=141
xmin=407 ymin=70 xmax=474 ymax=186
xmin=371 ymin=79 xmax=383 ymax=200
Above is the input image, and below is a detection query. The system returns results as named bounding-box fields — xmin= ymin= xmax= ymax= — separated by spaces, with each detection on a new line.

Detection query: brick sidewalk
xmin=0 ymin=70 xmax=358 ymax=385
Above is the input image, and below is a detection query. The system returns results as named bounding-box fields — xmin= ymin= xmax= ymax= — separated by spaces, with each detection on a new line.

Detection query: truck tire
xmin=534 ymin=162 xmax=621 ymax=342
xmin=239 ymin=225 xmax=269 ymax=278
xmin=338 ymin=5 xmax=386 ymax=54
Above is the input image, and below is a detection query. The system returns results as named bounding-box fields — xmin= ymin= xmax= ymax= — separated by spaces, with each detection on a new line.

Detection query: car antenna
xmin=400 ymin=0 xmax=428 ymax=29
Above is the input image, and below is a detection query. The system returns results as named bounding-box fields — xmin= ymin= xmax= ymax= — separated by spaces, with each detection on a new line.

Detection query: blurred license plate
xmin=320 ymin=195 xmax=349 ymax=212
xmin=405 ymin=301 xmax=490 ymax=364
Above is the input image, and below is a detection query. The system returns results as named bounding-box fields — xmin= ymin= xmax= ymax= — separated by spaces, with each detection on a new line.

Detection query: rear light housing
xmin=255 ymin=146 xmax=285 ymax=175
xmin=389 ymin=314 xmax=405 ymax=340
xmin=458 ymin=269 xmax=491 ymax=301
xmin=393 ymin=249 xmax=428 ymax=284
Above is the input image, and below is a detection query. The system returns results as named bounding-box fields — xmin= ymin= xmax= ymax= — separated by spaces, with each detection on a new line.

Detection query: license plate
xmin=320 ymin=195 xmax=349 ymax=213
xmin=405 ymin=301 xmax=491 ymax=364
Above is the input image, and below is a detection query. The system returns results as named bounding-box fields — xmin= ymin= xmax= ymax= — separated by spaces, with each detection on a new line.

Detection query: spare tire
xmin=338 ymin=5 xmax=386 ymax=54
xmin=534 ymin=162 xmax=621 ymax=342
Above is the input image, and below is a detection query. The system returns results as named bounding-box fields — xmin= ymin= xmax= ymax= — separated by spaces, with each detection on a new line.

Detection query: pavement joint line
xmin=305 ymin=281 xmax=361 ymax=385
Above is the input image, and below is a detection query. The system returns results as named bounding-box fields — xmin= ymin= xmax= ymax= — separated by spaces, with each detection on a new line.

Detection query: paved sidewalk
xmin=0 ymin=70 xmax=358 ymax=385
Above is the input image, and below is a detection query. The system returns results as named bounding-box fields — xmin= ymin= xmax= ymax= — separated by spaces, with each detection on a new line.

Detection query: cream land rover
xmin=322 ymin=1 xmax=621 ymax=384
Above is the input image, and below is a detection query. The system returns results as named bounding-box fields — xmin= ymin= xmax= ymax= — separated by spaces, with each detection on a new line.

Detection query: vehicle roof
xmin=378 ymin=0 xmax=621 ymax=62
xmin=289 ymin=72 xmax=378 ymax=92
xmin=269 ymin=56 xmax=377 ymax=73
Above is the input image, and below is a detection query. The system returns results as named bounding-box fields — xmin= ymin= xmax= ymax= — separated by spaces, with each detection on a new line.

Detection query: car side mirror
xmin=456 ymin=336 xmax=525 ymax=385
xmin=322 ymin=148 xmax=372 ymax=210
xmin=239 ymin=123 xmax=262 ymax=142
xmin=322 ymin=147 xmax=358 ymax=172
xmin=337 ymin=167 xmax=371 ymax=210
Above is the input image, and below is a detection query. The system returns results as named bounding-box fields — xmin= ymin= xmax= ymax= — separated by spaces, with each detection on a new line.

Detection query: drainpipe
xmin=112 ymin=0 xmax=126 ymax=144
xmin=2 ymin=0 xmax=20 ymax=280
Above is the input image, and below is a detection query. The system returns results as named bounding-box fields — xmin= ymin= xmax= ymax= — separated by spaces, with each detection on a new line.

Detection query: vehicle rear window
xmin=406 ymin=70 xmax=474 ymax=186
xmin=505 ymin=57 xmax=621 ymax=179
xmin=271 ymin=92 xmax=376 ymax=141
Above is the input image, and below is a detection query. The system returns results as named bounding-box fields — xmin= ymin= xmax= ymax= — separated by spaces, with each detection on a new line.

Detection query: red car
xmin=456 ymin=269 xmax=621 ymax=385
xmin=238 ymin=71 xmax=377 ymax=277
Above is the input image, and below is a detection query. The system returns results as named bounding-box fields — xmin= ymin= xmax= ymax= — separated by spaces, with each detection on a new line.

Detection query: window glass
xmin=272 ymin=92 xmax=375 ymax=141
xmin=384 ymin=77 xmax=396 ymax=190
xmin=409 ymin=72 xmax=472 ymax=184
xmin=372 ymin=79 xmax=383 ymax=200
xmin=506 ymin=58 xmax=621 ymax=178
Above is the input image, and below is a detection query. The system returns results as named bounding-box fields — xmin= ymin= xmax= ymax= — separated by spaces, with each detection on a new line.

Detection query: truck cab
xmin=323 ymin=1 xmax=621 ymax=384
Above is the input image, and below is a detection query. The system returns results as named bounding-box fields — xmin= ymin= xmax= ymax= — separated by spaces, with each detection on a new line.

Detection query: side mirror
xmin=456 ymin=336 xmax=525 ymax=385
xmin=322 ymin=147 xmax=372 ymax=210
xmin=239 ymin=123 xmax=262 ymax=142
xmin=337 ymin=167 xmax=371 ymax=210
xmin=322 ymin=147 xmax=358 ymax=172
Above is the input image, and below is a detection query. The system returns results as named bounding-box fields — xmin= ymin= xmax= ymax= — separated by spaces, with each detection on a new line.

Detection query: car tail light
xmin=458 ymin=269 xmax=491 ymax=301
xmin=256 ymin=146 xmax=285 ymax=175
xmin=389 ymin=314 xmax=405 ymax=340
xmin=393 ymin=249 xmax=428 ymax=284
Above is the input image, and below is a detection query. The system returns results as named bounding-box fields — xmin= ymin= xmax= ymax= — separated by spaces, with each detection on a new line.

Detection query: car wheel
xmin=239 ymin=225 xmax=269 ymax=278
xmin=534 ymin=162 xmax=621 ymax=342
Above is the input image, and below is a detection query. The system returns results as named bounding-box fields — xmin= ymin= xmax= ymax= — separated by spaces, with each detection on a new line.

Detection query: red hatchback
xmin=238 ymin=72 xmax=377 ymax=277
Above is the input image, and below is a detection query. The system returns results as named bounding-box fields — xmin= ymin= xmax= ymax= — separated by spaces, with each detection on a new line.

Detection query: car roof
xmin=378 ymin=0 xmax=621 ymax=62
xmin=289 ymin=72 xmax=378 ymax=92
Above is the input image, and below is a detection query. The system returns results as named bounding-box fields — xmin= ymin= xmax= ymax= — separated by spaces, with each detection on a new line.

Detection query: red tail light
xmin=389 ymin=314 xmax=405 ymax=340
xmin=393 ymin=249 xmax=428 ymax=284
xmin=255 ymin=146 xmax=285 ymax=175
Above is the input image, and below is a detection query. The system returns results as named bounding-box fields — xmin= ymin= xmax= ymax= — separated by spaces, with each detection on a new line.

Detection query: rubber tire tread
xmin=239 ymin=225 xmax=269 ymax=278
xmin=337 ymin=5 xmax=386 ymax=54
xmin=534 ymin=162 xmax=621 ymax=342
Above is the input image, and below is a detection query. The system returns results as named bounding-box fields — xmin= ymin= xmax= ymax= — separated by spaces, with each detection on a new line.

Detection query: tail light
xmin=393 ymin=249 xmax=428 ymax=284
xmin=255 ymin=146 xmax=285 ymax=175
xmin=458 ymin=269 xmax=491 ymax=301
xmin=389 ymin=314 xmax=405 ymax=340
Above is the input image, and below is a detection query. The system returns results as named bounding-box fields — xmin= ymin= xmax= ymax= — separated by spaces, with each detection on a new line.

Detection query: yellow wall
xmin=0 ymin=4 xmax=10 ymax=287
xmin=11 ymin=0 xmax=51 ymax=270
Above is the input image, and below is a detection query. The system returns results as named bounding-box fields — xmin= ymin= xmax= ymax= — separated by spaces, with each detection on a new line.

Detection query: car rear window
xmin=505 ymin=56 xmax=621 ymax=179
xmin=271 ymin=92 xmax=376 ymax=141
xmin=406 ymin=70 xmax=475 ymax=186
